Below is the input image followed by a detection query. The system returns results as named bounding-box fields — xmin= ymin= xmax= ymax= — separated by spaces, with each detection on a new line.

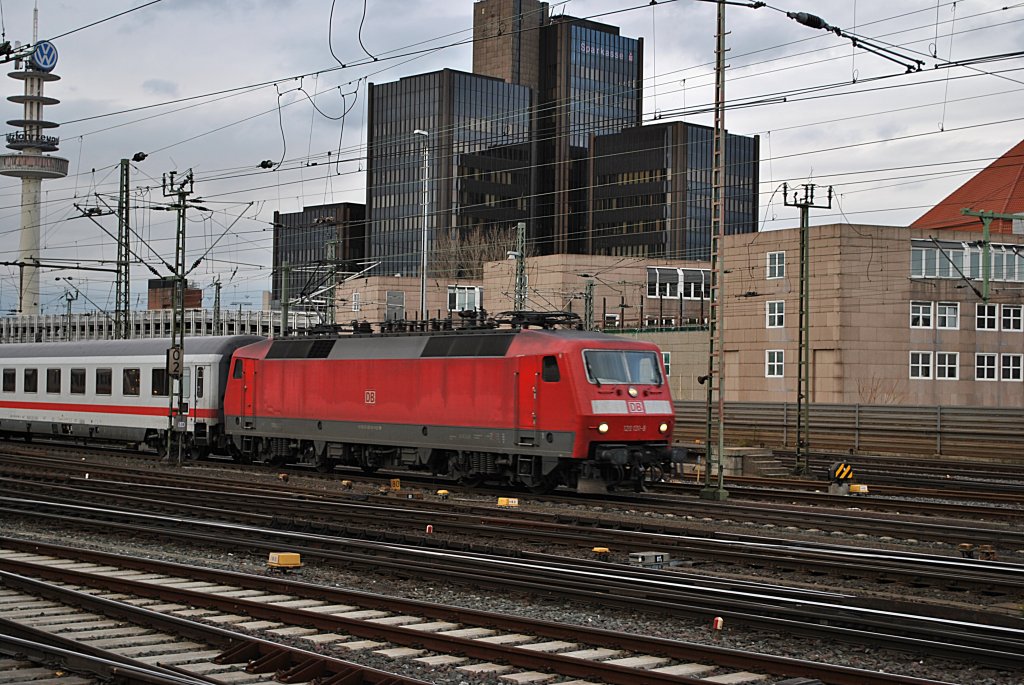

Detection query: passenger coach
xmin=0 ymin=336 xmax=260 ymax=456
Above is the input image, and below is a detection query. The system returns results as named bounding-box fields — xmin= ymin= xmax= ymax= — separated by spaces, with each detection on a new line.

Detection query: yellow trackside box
xmin=849 ymin=483 xmax=869 ymax=494
xmin=267 ymin=552 xmax=302 ymax=568
xmin=497 ymin=497 xmax=519 ymax=508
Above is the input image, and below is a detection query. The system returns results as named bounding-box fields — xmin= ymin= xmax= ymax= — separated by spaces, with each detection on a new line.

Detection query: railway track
xmin=0 ymin=540 xmax=974 ymax=685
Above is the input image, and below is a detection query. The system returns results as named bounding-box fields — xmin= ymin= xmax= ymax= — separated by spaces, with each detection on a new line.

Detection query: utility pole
xmin=115 ymin=159 xmax=131 ymax=339
xmin=961 ymin=209 xmax=1022 ymax=302
xmin=326 ymin=240 xmax=339 ymax=326
xmin=783 ymin=182 xmax=832 ymax=476
xmin=582 ymin=278 xmax=595 ymax=331
xmin=63 ymin=288 xmax=77 ymax=341
xmin=513 ymin=221 xmax=527 ymax=311
xmin=701 ymin=0 xmax=729 ymax=502
xmin=212 ymin=278 xmax=222 ymax=335
xmin=162 ymin=170 xmax=193 ymax=465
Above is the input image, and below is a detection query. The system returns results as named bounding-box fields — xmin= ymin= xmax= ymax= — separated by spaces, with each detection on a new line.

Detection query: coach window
xmin=70 ymin=368 xmax=86 ymax=395
xmin=96 ymin=368 xmax=112 ymax=395
xmin=46 ymin=368 xmax=61 ymax=394
xmin=196 ymin=367 xmax=205 ymax=398
xmin=151 ymin=368 xmax=169 ymax=397
xmin=541 ymin=356 xmax=560 ymax=382
xmin=24 ymin=369 xmax=37 ymax=393
xmin=181 ymin=368 xmax=191 ymax=399
xmin=123 ymin=368 xmax=140 ymax=396
xmin=2 ymin=369 xmax=14 ymax=392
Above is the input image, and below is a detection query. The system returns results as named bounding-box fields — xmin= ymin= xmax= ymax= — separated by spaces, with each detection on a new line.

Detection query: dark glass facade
xmin=589 ymin=122 xmax=759 ymax=260
xmin=366 ymin=69 xmax=532 ymax=278
xmin=536 ymin=17 xmax=642 ymax=255
xmin=271 ymin=202 xmax=366 ymax=306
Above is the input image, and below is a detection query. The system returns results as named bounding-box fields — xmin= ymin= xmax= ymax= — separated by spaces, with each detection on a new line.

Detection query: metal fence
xmin=674 ymin=401 xmax=1023 ymax=460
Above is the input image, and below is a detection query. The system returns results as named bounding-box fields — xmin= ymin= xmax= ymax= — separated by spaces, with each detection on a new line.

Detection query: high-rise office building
xmin=588 ymin=122 xmax=760 ymax=260
xmin=271 ymin=202 xmax=365 ymax=309
xmin=472 ymin=0 xmax=548 ymax=92
xmin=365 ymin=69 xmax=532 ymax=282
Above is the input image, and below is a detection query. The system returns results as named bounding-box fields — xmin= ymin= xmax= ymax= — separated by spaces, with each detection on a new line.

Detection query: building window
xmin=909 ymin=351 xmax=932 ymax=379
xmin=936 ymin=302 xmax=959 ymax=329
xmin=765 ymin=349 xmax=784 ymax=377
xmin=603 ymin=313 xmax=621 ymax=328
xmin=448 ymin=285 xmax=482 ymax=312
xmin=1002 ymin=304 xmax=1022 ymax=331
xmin=647 ymin=267 xmax=679 ymax=298
xmin=910 ymin=301 xmax=932 ymax=328
xmin=766 ymin=300 xmax=784 ymax=328
xmin=935 ymin=352 xmax=959 ymax=380
xmin=351 ymin=292 xmax=361 ymax=312
xmin=976 ymin=354 xmax=997 ymax=381
xmin=766 ymin=251 xmax=785 ymax=279
xmin=976 ymin=303 xmax=997 ymax=330
xmin=1002 ymin=353 xmax=1022 ymax=381
xmin=662 ymin=351 xmax=671 ymax=377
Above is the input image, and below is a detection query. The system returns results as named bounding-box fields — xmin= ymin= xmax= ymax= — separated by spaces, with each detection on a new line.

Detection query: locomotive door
xmin=514 ymin=359 xmax=541 ymax=447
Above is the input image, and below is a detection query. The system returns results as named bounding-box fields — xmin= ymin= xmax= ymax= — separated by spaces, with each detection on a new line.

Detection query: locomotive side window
xmin=542 ymin=356 xmax=560 ymax=382
xmin=96 ymin=368 xmax=112 ymax=395
xmin=46 ymin=368 xmax=61 ymax=394
xmin=2 ymin=369 xmax=14 ymax=392
xmin=70 ymin=369 xmax=86 ymax=395
xmin=24 ymin=369 xmax=37 ymax=393
xmin=151 ymin=368 xmax=169 ymax=397
xmin=196 ymin=367 xmax=204 ymax=398
xmin=123 ymin=368 xmax=140 ymax=396
xmin=583 ymin=350 xmax=663 ymax=386
xmin=233 ymin=359 xmax=244 ymax=379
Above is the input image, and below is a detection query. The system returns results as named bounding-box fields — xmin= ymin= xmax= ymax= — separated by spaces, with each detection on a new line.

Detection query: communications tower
xmin=0 ymin=16 xmax=68 ymax=314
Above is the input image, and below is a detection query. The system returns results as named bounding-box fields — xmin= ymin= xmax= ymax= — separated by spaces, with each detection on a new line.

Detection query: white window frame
xmin=766 ymin=251 xmax=785 ymax=280
xmin=909 ymin=351 xmax=932 ymax=379
xmin=351 ymin=292 xmax=361 ymax=312
xmin=936 ymin=302 xmax=959 ymax=330
xmin=766 ymin=300 xmax=784 ymax=328
xmin=662 ymin=351 xmax=671 ymax=377
xmin=1001 ymin=353 xmax=1023 ymax=381
xmin=910 ymin=301 xmax=933 ymax=328
xmin=447 ymin=285 xmax=482 ymax=312
xmin=976 ymin=303 xmax=997 ymax=330
xmin=1001 ymin=304 xmax=1022 ymax=331
xmin=765 ymin=349 xmax=784 ymax=378
xmin=975 ymin=353 xmax=997 ymax=381
xmin=935 ymin=352 xmax=959 ymax=380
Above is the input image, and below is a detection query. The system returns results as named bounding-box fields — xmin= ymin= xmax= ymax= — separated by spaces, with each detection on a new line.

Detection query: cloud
xmin=142 ymin=79 xmax=179 ymax=97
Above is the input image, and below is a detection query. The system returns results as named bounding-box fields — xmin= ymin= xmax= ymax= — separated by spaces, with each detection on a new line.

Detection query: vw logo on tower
xmin=29 ymin=41 xmax=58 ymax=72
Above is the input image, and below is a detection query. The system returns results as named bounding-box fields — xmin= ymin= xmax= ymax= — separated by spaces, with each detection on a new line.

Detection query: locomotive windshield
xmin=583 ymin=349 xmax=663 ymax=386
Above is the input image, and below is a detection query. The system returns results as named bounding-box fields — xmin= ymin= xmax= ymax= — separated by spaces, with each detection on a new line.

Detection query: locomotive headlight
xmin=598 ymin=422 xmax=610 ymax=434
xmin=627 ymin=387 xmax=638 ymax=397
xmin=659 ymin=423 xmax=670 ymax=434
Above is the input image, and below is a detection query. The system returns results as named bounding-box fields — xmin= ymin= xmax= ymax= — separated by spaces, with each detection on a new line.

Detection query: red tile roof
xmin=911 ymin=139 xmax=1024 ymax=233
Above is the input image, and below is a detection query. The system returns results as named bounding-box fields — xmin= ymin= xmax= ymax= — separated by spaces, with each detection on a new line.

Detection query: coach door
xmin=193 ymin=365 xmax=211 ymax=421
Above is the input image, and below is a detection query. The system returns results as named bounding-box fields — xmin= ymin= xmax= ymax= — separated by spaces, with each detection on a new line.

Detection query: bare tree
xmin=431 ymin=225 xmax=529 ymax=280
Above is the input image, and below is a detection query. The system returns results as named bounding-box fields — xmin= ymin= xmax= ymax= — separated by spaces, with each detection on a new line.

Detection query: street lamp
xmin=413 ymin=129 xmax=429 ymax=320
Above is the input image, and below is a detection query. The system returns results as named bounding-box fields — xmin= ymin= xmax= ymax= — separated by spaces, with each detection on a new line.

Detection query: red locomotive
xmin=223 ymin=312 xmax=682 ymax=492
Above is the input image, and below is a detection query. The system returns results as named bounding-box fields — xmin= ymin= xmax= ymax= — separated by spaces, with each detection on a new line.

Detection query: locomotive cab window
xmin=151 ymin=368 xmax=169 ymax=397
xmin=233 ymin=359 xmax=244 ymax=379
xmin=24 ymin=369 xmax=37 ymax=393
xmin=542 ymin=356 xmax=560 ymax=382
xmin=583 ymin=350 xmax=663 ymax=386
xmin=2 ymin=368 xmax=14 ymax=392
xmin=96 ymin=368 xmax=112 ymax=395
xmin=123 ymin=368 xmax=140 ymax=396
xmin=70 ymin=368 xmax=86 ymax=395
xmin=46 ymin=368 xmax=61 ymax=394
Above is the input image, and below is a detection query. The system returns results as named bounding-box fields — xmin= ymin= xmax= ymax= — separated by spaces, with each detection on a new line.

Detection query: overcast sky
xmin=0 ymin=0 xmax=1020 ymax=315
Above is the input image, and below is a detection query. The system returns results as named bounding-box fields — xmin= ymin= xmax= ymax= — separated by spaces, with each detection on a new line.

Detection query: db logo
xmin=627 ymin=401 xmax=645 ymax=413
xmin=364 ymin=390 xmax=376 ymax=404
